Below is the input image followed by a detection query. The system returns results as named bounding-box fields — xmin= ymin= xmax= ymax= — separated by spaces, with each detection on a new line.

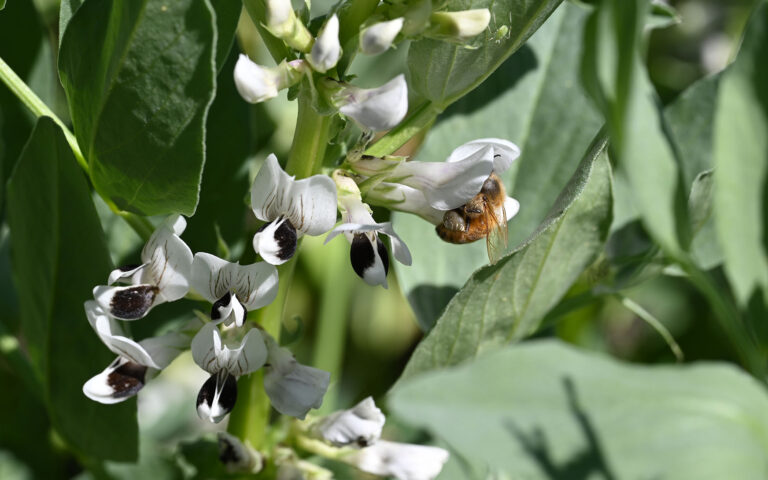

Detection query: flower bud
xmin=308 ymin=14 xmax=341 ymax=73
xmin=360 ymin=18 xmax=404 ymax=55
xmin=264 ymin=0 xmax=313 ymax=52
xmin=317 ymin=397 xmax=386 ymax=447
xmin=338 ymin=75 xmax=408 ymax=131
xmin=234 ymin=55 xmax=307 ymax=104
xmin=428 ymin=9 xmax=491 ymax=41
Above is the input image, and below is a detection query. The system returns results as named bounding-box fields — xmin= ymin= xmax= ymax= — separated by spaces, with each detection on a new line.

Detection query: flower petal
xmin=107 ymin=264 xmax=145 ymax=285
xmin=196 ymin=371 xmax=238 ymax=423
xmin=85 ymin=300 xmax=159 ymax=368
xmin=345 ymin=440 xmax=449 ymax=480
xmin=504 ymin=196 xmax=520 ymax=220
xmin=350 ymin=234 xmax=389 ymax=288
xmin=378 ymin=222 xmax=412 ymax=266
xmin=140 ymin=221 xmax=193 ymax=303
xmin=308 ymin=14 xmax=341 ymax=73
xmin=83 ymin=357 xmax=148 ymax=404
xmin=445 ymin=138 xmax=520 ymax=174
xmin=253 ymin=218 xmax=298 ymax=265
xmin=231 ymin=262 xmax=280 ymax=311
xmin=191 ymin=252 xmax=231 ymax=303
xmin=318 ymin=397 xmax=386 ymax=447
xmin=339 ymin=74 xmax=408 ymax=131
xmin=264 ymin=337 xmax=330 ymax=419
xmin=250 ymin=154 xmax=338 ymax=235
xmin=234 ymin=54 xmax=280 ymax=104
xmin=366 ymin=182 xmax=445 ymax=225
xmin=93 ymin=284 xmax=158 ymax=320
xmin=360 ymin=18 xmax=404 ymax=55
xmin=191 ymin=323 xmax=268 ymax=376
xmin=138 ymin=329 xmax=189 ymax=369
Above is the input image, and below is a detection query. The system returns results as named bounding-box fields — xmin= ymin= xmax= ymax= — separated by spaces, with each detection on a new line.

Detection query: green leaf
xmin=407 ymin=0 xmax=563 ymax=108
xmin=6 ymin=118 xmax=137 ymax=461
xmin=688 ymin=170 xmax=723 ymax=270
xmin=58 ymin=0 xmax=218 ymax=216
xmin=399 ymin=134 xmax=612 ymax=380
xmin=581 ymin=0 xmax=689 ymax=256
xmin=390 ymin=340 xmax=768 ymax=480
xmin=394 ymin=3 xmax=603 ymax=329
xmin=210 ymin=0 xmax=242 ymax=72
xmin=713 ymin=2 xmax=768 ymax=307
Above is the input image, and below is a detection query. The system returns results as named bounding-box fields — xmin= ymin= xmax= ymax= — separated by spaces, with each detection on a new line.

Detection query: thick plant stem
xmin=228 ymin=93 xmax=332 ymax=448
xmin=364 ymin=101 xmax=440 ymax=157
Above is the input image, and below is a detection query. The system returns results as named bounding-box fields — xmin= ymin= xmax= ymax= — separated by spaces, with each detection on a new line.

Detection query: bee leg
xmin=442 ymin=210 xmax=467 ymax=232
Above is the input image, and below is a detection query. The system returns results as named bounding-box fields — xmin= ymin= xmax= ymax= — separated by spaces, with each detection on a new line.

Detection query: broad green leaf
xmin=6 ymin=118 xmax=137 ymax=461
xmin=399 ymin=134 xmax=612 ymax=380
xmin=582 ymin=0 xmax=689 ymax=256
xmin=210 ymin=0 xmax=243 ymax=72
xmin=713 ymin=2 xmax=768 ymax=307
xmin=58 ymin=0 xmax=218 ymax=216
xmin=394 ymin=3 xmax=603 ymax=329
xmin=408 ymin=0 xmax=562 ymax=107
xmin=390 ymin=340 xmax=768 ymax=480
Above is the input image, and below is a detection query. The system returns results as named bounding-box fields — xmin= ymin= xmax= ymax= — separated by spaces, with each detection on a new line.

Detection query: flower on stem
xmin=82 ymin=301 xmax=189 ymax=404
xmin=191 ymin=322 xmax=268 ymax=423
xmin=360 ymin=18 xmax=405 ymax=55
xmin=251 ymin=154 xmax=337 ymax=265
xmin=316 ymin=396 xmax=385 ymax=447
xmin=427 ymin=9 xmax=491 ymax=41
xmin=337 ymin=74 xmax=408 ymax=131
xmin=308 ymin=14 xmax=341 ymax=73
xmin=264 ymin=0 xmax=313 ymax=52
xmin=234 ymin=55 xmax=308 ymax=104
xmin=365 ymin=182 xmax=445 ymax=225
xmin=325 ymin=172 xmax=411 ymax=288
xmin=190 ymin=252 xmax=279 ymax=327
xmin=344 ymin=440 xmax=449 ymax=480
xmin=263 ymin=335 xmax=330 ymax=419
xmin=93 ymin=215 xmax=192 ymax=321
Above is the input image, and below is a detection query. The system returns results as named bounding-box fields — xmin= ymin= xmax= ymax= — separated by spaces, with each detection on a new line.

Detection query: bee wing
xmin=485 ymin=201 xmax=508 ymax=265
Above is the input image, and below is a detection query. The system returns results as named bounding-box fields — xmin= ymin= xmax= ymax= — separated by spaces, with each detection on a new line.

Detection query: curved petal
xmin=231 ymin=262 xmax=280 ymax=311
xmin=191 ymin=252 xmax=231 ymax=303
xmin=345 ymin=440 xmax=449 ymax=480
xmin=138 ymin=329 xmax=189 ymax=369
xmin=446 ymin=138 xmax=521 ymax=174
xmin=308 ymin=14 xmax=340 ymax=73
xmin=350 ymin=234 xmax=389 ymax=288
xmin=234 ymin=54 xmax=280 ymax=104
xmin=378 ymin=222 xmax=412 ymax=266
xmin=93 ymin=284 xmax=158 ymax=321
xmin=318 ymin=397 xmax=386 ymax=447
xmin=366 ymin=183 xmax=445 ymax=225
xmin=360 ymin=18 xmax=404 ymax=55
xmin=85 ymin=300 xmax=159 ymax=368
xmin=141 ymin=223 xmax=193 ymax=302
xmin=339 ymin=74 xmax=408 ymax=131
xmin=191 ymin=323 xmax=268 ymax=376
xmin=253 ymin=218 xmax=297 ymax=265
xmin=250 ymin=154 xmax=338 ymax=235
xmin=107 ymin=264 xmax=145 ymax=285
xmin=193 ymin=253 xmax=279 ymax=313
xmin=83 ymin=357 xmax=148 ymax=404
xmin=504 ymin=196 xmax=520 ymax=221
xmin=196 ymin=371 xmax=238 ymax=423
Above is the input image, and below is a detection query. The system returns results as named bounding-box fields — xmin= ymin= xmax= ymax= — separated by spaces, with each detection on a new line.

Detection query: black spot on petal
xmin=211 ymin=292 xmax=232 ymax=320
xmin=219 ymin=436 xmax=241 ymax=465
xmin=197 ymin=372 xmax=238 ymax=418
xmin=376 ymin=238 xmax=389 ymax=276
xmin=108 ymin=361 xmax=147 ymax=399
xmin=110 ymin=285 xmax=158 ymax=319
xmin=118 ymin=263 xmax=142 ymax=272
xmin=258 ymin=218 xmax=297 ymax=261
xmin=350 ymin=234 xmax=375 ymax=279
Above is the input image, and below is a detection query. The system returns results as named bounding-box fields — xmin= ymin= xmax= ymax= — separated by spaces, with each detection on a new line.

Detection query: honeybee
xmin=436 ymin=172 xmax=508 ymax=264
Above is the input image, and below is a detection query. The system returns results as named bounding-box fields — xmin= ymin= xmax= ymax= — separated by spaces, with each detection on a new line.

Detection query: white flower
xmin=338 ymin=74 xmax=408 ymax=131
xmin=251 ymin=154 xmax=338 ymax=265
xmin=93 ymin=215 xmax=192 ymax=320
xmin=429 ymin=9 xmax=491 ymax=40
xmin=317 ymin=397 xmax=385 ymax=447
xmin=360 ymin=18 xmax=404 ymax=55
xmin=191 ymin=322 xmax=269 ymax=423
xmin=308 ymin=14 xmax=341 ymax=73
xmin=445 ymin=137 xmax=520 ymax=172
xmin=365 ymin=182 xmax=445 ymax=225
xmin=345 ymin=440 xmax=449 ymax=480
xmin=265 ymin=0 xmax=294 ymax=36
xmin=234 ymin=55 xmax=307 ymax=104
xmin=325 ymin=173 xmax=411 ymax=288
xmin=263 ymin=335 xmax=330 ymax=419
xmin=82 ymin=301 xmax=189 ymax=404
xmin=190 ymin=253 xmax=279 ymax=327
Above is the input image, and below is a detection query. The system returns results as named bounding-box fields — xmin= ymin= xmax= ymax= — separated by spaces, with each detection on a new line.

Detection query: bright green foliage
xmin=713 ymin=2 xmax=768 ymax=307
xmin=395 ymin=3 xmax=603 ymax=329
xmin=6 ymin=118 xmax=137 ymax=461
xmin=399 ymin=135 xmax=613 ymax=380
xmin=58 ymin=0 xmax=218 ymax=216
xmin=390 ymin=340 xmax=768 ymax=480
xmin=408 ymin=0 xmax=562 ymax=108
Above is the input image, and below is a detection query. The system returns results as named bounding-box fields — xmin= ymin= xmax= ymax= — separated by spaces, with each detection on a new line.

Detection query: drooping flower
xmin=316 ymin=397 xmax=386 ymax=447
xmin=93 ymin=215 xmax=193 ymax=321
xmin=338 ymin=74 xmax=408 ymax=131
xmin=344 ymin=440 xmax=449 ymax=480
xmin=251 ymin=154 xmax=337 ymax=265
xmin=191 ymin=322 xmax=269 ymax=423
xmin=360 ymin=18 xmax=404 ymax=55
xmin=308 ymin=14 xmax=341 ymax=73
xmin=82 ymin=301 xmax=190 ymax=404
xmin=190 ymin=253 xmax=279 ymax=327
xmin=263 ymin=335 xmax=330 ymax=419
xmin=234 ymin=55 xmax=308 ymax=104
xmin=325 ymin=172 xmax=411 ymax=288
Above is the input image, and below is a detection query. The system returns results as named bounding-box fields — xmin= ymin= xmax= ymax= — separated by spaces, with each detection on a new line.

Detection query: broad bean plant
xmin=1 ymin=0 xmax=768 ymax=478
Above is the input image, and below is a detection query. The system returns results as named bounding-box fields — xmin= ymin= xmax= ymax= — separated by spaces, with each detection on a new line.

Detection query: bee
xmin=436 ymin=172 xmax=508 ymax=264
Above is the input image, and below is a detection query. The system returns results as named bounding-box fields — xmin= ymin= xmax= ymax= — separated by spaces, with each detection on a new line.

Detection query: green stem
xmin=364 ymin=101 xmax=440 ymax=157
xmin=617 ymin=295 xmax=684 ymax=362
xmin=285 ymin=95 xmax=333 ymax=178
xmin=0 ymin=56 xmax=87 ymax=171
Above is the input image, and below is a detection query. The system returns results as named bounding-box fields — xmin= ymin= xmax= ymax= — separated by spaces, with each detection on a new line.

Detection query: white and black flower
xmin=317 ymin=397 xmax=385 ymax=447
xmin=191 ymin=253 xmax=279 ymax=327
xmin=82 ymin=301 xmax=189 ymax=404
xmin=251 ymin=154 xmax=338 ymax=265
xmin=93 ymin=215 xmax=193 ymax=320
xmin=263 ymin=335 xmax=330 ymax=419
xmin=344 ymin=440 xmax=449 ymax=480
xmin=337 ymin=74 xmax=408 ymax=131
xmin=192 ymin=322 xmax=269 ymax=423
